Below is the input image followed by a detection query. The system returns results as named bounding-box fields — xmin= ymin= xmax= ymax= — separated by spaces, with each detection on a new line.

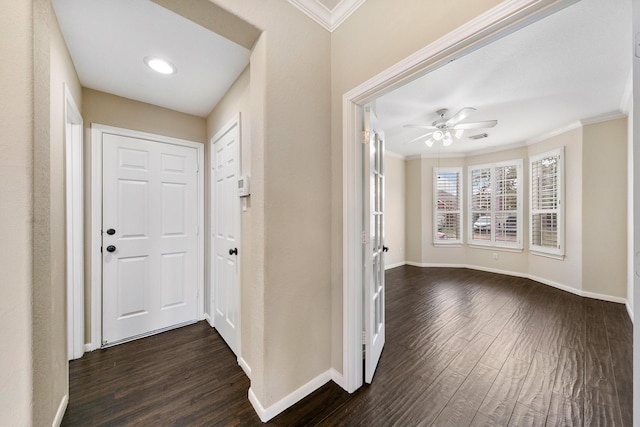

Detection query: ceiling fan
xmin=404 ymin=107 xmax=497 ymax=147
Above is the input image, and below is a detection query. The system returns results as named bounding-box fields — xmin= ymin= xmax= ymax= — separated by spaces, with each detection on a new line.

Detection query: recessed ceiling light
xmin=143 ymin=56 xmax=176 ymax=75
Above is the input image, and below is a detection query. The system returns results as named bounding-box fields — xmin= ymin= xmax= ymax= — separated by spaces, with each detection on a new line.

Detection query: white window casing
xmin=434 ymin=168 xmax=463 ymax=245
xmin=468 ymin=160 xmax=523 ymax=250
xmin=529 ymin=147 xmax=564 ymax=258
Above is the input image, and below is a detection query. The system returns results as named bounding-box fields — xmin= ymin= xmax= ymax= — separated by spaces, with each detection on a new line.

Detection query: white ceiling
xmin=51 ymin=0 xmax=630 ymax=139
xmin=51 ymin=0 xmax=250 ymax=117
xmin=377 ymin=0 xmax=632 ymax=158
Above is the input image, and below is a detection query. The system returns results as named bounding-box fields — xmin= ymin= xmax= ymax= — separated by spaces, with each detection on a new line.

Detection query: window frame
xmin=433 ymin=167 xmax=463 ymax=245
xmin=529 ymin=147 xmax=564 ymax=259
xmin=467 ymin=159 xmax=523 ymax=250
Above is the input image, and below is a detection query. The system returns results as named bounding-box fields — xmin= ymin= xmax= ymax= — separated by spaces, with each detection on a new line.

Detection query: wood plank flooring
xmin=63 ymin=266 xmax=632 ymax=426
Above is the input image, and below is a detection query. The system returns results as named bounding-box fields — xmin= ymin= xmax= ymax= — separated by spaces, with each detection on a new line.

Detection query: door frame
xmin=89 ymin=124 xmax=205 ymax=350
xmin=341 ymin=0 xmax=579 ymax=393
xmin=65 ymin=84 xmax=84 ymax=360
xmin=208 ymin=113 xmax=243 ymax=360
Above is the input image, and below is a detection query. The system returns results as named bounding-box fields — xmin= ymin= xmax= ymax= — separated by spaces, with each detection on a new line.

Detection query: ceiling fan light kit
xmin=404 ymin=107 xmax=497 ymax=148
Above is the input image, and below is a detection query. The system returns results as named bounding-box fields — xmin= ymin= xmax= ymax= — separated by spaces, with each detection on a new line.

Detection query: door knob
xmin=106 ymin=245 xmax=116 ymax=253
xmin=229 ymin=248 xmax=238 ymax=256
xmin=106 ymin=228 xmax=116 ymax=235
xmin=383 ymin=246 xmax=389 ymax=252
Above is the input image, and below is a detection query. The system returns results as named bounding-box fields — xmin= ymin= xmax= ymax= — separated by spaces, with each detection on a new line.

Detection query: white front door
xmin=364 ymin=107 xmax=386 ymax=383
xmin=211 ymin=119 xmax=241 ymax=355
xmin=102 ymin=133 xmax=199 ymax=345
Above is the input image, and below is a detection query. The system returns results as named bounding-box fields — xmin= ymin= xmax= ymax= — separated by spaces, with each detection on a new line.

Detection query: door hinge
xmin=362 ymin=330 xmax=366 ymax=344
xmin=361 ymin=230 xmax=368 ymax=245
xmin=361 ymin=130 xmax=370 ymax=144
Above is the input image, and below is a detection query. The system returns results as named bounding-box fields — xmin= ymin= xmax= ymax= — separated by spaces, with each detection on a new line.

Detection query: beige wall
xmin=527 ymin=127 xmax=583 ymax=291
xmin=158 ymin=0 xmax=332 ymax=408
xmin=404 ymin=159 xmax=422 ymax=264
xmin=82 ymin=88 xmax=207 ymax=143
xmin=330 ymin=0 xmax=502 ymax=373
xmin=384 ymin=154 xmax=405 ymax=268
xmin=582 ymin=118 xmax=627 ymax=298
xmin=205 ymin=66 xmax=254 ymax=369
xmin=401 ymin=123 xmax=629 ymax=303
xmin=403 ymin=129 xmax=585 ymax=289
xmin=81 ymin=89 xmax=207 ymax=344
xmin=0 ymin=1 xmax=34 ymax=423
xmin=30 ymin=1 xmax=84 ymax=424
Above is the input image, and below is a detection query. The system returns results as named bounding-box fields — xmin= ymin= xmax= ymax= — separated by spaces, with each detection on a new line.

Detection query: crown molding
xmin=288 ymin=0 xmax=367 ymax=32
xmin=580 ymin=110 xmax=627 ymax=126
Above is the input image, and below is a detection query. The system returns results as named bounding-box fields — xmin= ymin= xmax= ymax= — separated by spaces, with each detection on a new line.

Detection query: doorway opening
xmin=342 ymin=0 xmax=581 ymax=393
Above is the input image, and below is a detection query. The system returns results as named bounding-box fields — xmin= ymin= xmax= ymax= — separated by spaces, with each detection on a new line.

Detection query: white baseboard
xmin=330 ymin=368 xmax=345 ymax=390
xmin=384 ymin=261 xmax=406 ymax=270
xmin=52 ymin=394 xmax=68 ymax=427
xmin=248 ymin=370 xmax=332 ymax=422
xmin=238 ymin=357 xmax=252 ymax=379
xmin=423 ymin=263 xmax=467 ymax=269
xmin=405 ymin=261 xmax=430 ymax=268
xmin=626 ymin=301 xmax=634 ymax=323
xmin=581 ymin=290 xmax=627 ymax=305
xmin=204 ymin=313 xmax=214 ymax=328
xmin=84 ymin=343 xmax=95 ymax=352
xmin=409 ymin=263 xmax=629 ymax=306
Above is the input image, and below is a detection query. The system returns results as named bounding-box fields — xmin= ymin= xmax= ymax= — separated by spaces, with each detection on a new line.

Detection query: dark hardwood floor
xmin=63 ymin=266 xmax=632 ymax=426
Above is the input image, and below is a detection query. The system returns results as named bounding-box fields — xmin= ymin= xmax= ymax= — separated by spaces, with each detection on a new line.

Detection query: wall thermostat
xmin=238 ymin=175 xmax=250 ymax=197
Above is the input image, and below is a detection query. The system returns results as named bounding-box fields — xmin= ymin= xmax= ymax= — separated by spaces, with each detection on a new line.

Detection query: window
xmin=468 ymin=160 xmax=522 ymax=249
xmin=434 ymin=168 xmax=462 ymax=244
xmin=529 ymin=148 xmax=564 ymax=258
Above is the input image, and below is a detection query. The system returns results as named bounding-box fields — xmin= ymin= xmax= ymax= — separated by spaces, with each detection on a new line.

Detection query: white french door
xmin=364 ymin=107 xmax=386 ymax=383
xmin=211 ymin=118 xmax=241 ymax=356
xmin=102 ymin=133 xmax=199 ymax=345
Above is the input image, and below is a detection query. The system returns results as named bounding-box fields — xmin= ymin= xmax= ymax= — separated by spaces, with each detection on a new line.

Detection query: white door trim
xmin=65 ymin=84 xmax=84 ymax=360
xmin=209 ymin=113 xmax=243 ymax=359
xmin=341 ymin=0 xmax=579 ymax=393
xmin=89 ymin=124 xmax=205 ymax=350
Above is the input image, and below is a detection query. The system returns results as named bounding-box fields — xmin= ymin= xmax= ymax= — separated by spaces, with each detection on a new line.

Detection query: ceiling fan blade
xmin=403 ymin=124 xmax=437 ymax=130
xmin=405 ymin=132 xmax=434 ymax=144
xmin=446 ymin=107 xmax=476 ymax=126
xmin=453 ymin=120 xmax=498 ymax=130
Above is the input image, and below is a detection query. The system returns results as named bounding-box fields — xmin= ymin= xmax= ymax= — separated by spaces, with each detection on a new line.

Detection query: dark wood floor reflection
xmin=63 ymin=266 xmax=632 ymax=426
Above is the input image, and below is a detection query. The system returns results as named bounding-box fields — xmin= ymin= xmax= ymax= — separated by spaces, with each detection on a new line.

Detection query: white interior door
xmin=102 ymin=133 xmax=199 ymax=345
xmin=65 ymin=87 xmax=84 ymax=361
xmin=364 ymin=107 xmax=386 ymax=383
xmin=211 ymin=120 xmax=241 ymax=355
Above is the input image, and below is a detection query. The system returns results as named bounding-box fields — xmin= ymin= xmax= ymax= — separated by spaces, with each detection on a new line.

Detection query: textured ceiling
xmin=52 ymin=0 xmax=250 ymax=117
xmin=377 ymin=0 xmax=631 ymax=157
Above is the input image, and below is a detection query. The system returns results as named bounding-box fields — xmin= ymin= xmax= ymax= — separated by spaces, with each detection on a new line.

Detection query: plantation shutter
xmin=530 ymin=148 xmax=564 ymax=257
xmin=434 ymin=168 xmax=462 ymax=244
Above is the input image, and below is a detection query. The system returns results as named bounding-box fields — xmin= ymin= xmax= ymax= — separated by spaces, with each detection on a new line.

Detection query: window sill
xmin=530 ymin=250 xmax=565 ymax=261
xmin=433 ymin=242 xmax=463 ymax=248
xmin=467 ymin=244 xmax=523 ymax=253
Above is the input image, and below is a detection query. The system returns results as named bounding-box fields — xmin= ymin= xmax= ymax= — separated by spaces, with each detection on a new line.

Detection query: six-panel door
xmin=102 ymin=133 xmax=198 ymax=345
